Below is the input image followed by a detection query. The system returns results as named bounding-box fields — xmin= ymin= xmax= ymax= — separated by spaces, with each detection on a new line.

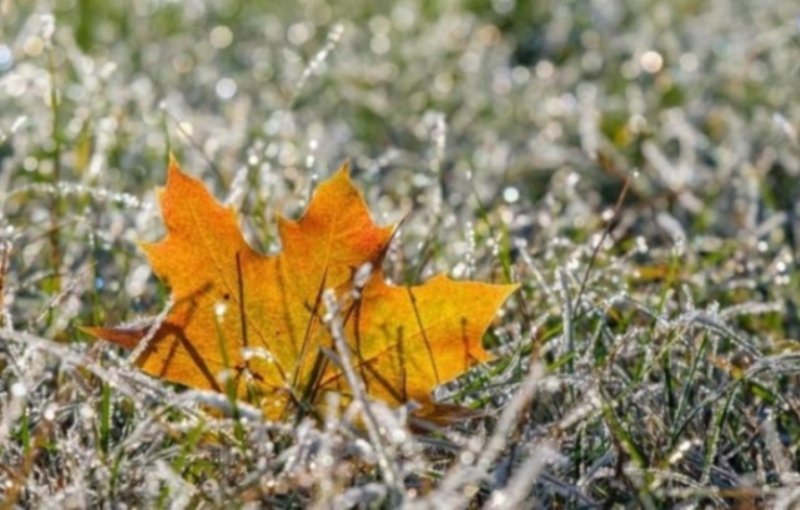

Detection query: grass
xmin=2 ymin=0 xmax=800 ymax=507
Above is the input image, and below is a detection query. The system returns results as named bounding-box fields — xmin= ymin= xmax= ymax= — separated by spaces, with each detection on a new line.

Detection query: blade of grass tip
xmin=407 ymin=286 xmax=440 ymax=385
xmin=507 ymin=253 xmax=538 ymax=361
xmin=172 ymin=421 xmax=208 ymax=475
xmin=291 ymin=269 xmax=328 ymax=399
xmin=109 ymin=451 xmax=124 ymax=501
xmin=293 ymin=270 xmax=340 ymax=424
xmin=655 ymin=244 xmax=682 ymax=315
xmin=558 ymin=269 xmax=575 ymax=385
xmin=498 ymin=224 xmax=513 ymax=283
xmin=670 ymin=378 xmax=745 ymax=445
xmin=598 ymin=387 xmax=653 ymax=498
xmin=660 ymin=334 xmax=677 ymax=427
xmin=0 ymin=240 xmax=10 ymax=329
xmin=88 ymin=231 xmax=105 ymax=327
xmin=288 ymin=23 xmax=344 ymax=109
xmin=700 ymin=388 xmax=735 ymax=486
xmin=464 ymin=171 xmax=523 ymax=287
xmin=19 ymin=406 xmax=30 ymax=455
xmin=573 ymin=167 xmax=632 ymax=313
xmin=46 ymin=28 xmax=62 ymax=295
xmin=410 ymin=214 xmax=444 ymax=283
xmin=100 ymin=381 xmax=112 ymax=456
xmin=211 ymin=297 xmax=246 ymax=445
xmin=668 ymin=333 xmax=709 ymax=449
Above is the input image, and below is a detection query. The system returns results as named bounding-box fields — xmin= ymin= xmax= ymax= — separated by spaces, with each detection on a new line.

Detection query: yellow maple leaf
xmin=87 ymin=156 xmax=517 ymax=420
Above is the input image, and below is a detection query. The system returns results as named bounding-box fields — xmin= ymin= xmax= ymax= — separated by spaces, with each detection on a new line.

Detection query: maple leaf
xmin=87 ymin=156 xmax=517 ymax=420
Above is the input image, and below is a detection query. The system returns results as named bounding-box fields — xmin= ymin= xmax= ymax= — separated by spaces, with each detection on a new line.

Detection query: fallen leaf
xmin=87 ymin=156 xmax=517 ymax=419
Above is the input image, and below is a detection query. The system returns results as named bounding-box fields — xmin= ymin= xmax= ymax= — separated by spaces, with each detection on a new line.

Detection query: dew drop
xmin=214 ymin=301 xmax=228 ymax=320
xmin=641 ymin=50 xmax=664 ymax=74
xmin=210 ymin=25 xmax=233 ymax=49
xmin=215 ymin=77 xmax=237 ymax=100
xmin=502 ymin=186 xmax=520 ymax=203
xmin=10 ymin=382 xmax=26 ymax=398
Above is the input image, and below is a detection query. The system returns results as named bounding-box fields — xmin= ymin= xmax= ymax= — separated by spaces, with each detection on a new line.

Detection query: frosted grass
xmin=2 ymin=0 xmax=800 ymax=507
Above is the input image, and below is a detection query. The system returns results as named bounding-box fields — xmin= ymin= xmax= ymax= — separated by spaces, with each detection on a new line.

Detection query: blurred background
xmin=1 ymin=0 xmax=800 ymax=327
